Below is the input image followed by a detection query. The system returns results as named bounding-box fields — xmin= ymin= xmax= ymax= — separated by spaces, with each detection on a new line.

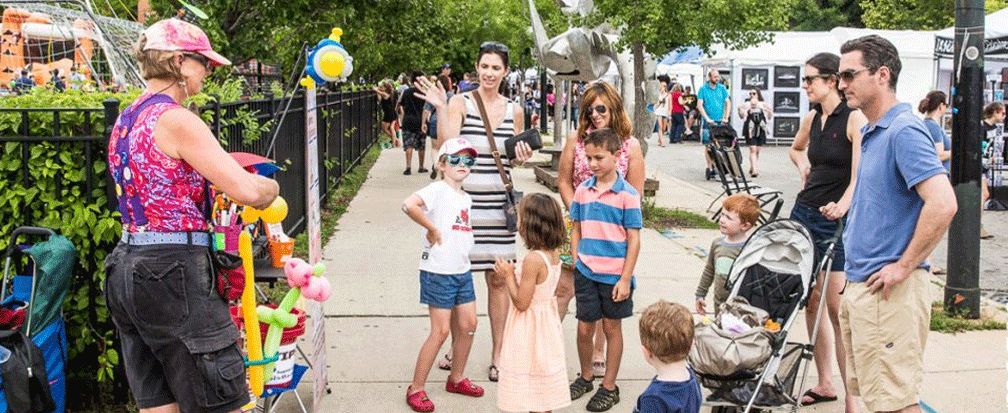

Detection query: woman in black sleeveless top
xmin=374 ymin=80 xmax=400 ymax=147
xmin=788 ymin=53 xmax=867 ymax=412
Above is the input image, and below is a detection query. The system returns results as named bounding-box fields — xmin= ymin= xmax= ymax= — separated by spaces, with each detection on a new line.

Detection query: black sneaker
xmin=418 ymin=167 xmax=429 ymax=173
xmin=429 ymin=168 xmax=438 ymax=179
xmin=403 ymin=168 xmax=412 ymax=175
xmin=586 ymin=385 xmax=620 ymax=412
xmin=569 ymin=376 xmax=594 ymax=401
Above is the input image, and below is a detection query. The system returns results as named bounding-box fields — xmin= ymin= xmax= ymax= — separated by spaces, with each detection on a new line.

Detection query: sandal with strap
xmin=406 ymin=387 xmax=435 ymax=412
xmin=569 ymin=376 xmax=594 ymax=401
xmin=487 ymin=364 xmax=499 ymax=382
xmin=586 ymin=385 xmax=620 ymax=412
xmin=437 ymin=353 xmax=452 ymax=371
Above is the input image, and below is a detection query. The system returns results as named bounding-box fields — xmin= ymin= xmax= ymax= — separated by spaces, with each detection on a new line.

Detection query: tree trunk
xmin=631 ymin=41 xmax=650 ymax=157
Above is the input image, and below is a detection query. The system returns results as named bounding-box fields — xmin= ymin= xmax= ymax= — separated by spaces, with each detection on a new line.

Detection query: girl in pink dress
xmin=493 ymin=194 xmax=570 ymax=413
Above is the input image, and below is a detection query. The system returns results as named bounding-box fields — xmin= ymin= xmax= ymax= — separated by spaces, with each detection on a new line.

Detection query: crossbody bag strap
xmin=472 ymin=91 xmax=513 ymax=192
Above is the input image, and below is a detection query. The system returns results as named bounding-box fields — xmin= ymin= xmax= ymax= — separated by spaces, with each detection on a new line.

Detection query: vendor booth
xmin=705 ymin=28 xmax=937 ymax=144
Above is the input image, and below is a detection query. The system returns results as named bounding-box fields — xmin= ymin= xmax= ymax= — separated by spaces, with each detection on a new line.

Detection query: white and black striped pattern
xmin=460 ymin=93 xmax=517 ymax=271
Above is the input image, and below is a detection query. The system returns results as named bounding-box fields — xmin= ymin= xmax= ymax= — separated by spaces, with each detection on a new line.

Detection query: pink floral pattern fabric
xmin=108 ymin=93 xmax=207 ymax=233
xmin=571 ymin=135 xmax=631 ymax=188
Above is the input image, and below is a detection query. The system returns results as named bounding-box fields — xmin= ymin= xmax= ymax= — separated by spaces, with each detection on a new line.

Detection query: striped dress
xmin=460 ymin=93 xmax=517 ymax=271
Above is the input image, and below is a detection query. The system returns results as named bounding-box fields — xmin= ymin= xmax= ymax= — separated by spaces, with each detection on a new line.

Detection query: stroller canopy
xmin=727 ymin=220 xmax=815 ymax=300
xmin=23 ymin=235 xmax=75 ymax=335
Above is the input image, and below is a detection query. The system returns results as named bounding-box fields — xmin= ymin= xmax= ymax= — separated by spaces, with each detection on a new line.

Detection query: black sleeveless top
xmin=380 ymin=94 xmax=396 ymax=118
xmin=796 ymin=101 xmax=854 ymax=208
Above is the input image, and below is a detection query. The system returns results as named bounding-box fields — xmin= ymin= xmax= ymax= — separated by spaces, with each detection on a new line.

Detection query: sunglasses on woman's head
xmin=479 ymin=41 xmax=509 ymax=55
xmin=586 ymin=105 xmax=607 ymax=116
xmin=446 ymin=154 xmax=476 ymax=167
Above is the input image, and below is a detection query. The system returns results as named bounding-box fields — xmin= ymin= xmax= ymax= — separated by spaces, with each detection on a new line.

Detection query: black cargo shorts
xmin=104 ymin=243 xmax=249 ymax=413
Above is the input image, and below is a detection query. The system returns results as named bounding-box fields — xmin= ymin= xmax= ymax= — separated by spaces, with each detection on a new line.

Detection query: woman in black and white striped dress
xmin=417 ymin=42 xmax=532 ymax=382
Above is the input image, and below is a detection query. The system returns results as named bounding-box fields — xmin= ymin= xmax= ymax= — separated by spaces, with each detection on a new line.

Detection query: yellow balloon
xmin=239 ymin=230 xmax=265 ymax=396
xmin=319 ymin=52 xmax=345 ymax=77
xmin=261 ymin=197 xmax=288 ymax=224
xmin=241 ymin=206 xmax=262 ymax=224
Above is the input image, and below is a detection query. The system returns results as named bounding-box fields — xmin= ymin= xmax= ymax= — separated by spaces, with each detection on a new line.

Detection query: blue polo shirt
xmin=843 ymin=103 xmax=947 ymax=282
xmin=696 ymin=82 xmax=729 ymax=121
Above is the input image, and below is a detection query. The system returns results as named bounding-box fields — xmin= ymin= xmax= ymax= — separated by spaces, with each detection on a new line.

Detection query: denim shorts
xmin=789 ymin=202 xmax=846 ymax=272
xmin=104 ymin=243 xmax=248 ymax=412
xmin=419 ymin=270 xmax=476 ymax=309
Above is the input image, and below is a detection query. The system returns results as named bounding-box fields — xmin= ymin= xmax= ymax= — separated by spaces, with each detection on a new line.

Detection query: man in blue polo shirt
xmin=697 ymin=70 xmax=730 ymax=179
xmin=837 ymin=35 xmax=957 ymax=413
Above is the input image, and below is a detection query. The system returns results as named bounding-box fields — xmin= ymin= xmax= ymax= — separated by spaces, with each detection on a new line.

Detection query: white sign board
xmin=305 ymin=89 xmax=328 ymax=411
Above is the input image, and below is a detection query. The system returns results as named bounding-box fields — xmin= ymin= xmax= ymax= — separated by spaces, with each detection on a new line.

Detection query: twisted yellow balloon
xmin=239 ymin=230 xmax=264 ymax=396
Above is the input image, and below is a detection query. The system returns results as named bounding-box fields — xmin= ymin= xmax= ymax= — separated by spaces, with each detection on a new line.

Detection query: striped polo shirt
xmin=570 ymin=174 xmax=643 ymax=286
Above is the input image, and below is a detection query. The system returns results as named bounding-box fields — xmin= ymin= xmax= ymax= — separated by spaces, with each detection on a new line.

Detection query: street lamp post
xmin=946 ymin=0 xmax=985 ymax=318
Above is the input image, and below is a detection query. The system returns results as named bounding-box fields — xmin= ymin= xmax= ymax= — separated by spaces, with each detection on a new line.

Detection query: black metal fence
xmin=0 ymin=89 xmax=379 ymax=237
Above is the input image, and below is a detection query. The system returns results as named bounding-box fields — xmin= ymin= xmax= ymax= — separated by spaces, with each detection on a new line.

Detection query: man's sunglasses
xmin=184 ymin=53 xmax=212 ymax=71
xmin=837 ymin=68 xmax=872 ymax=83
xmin=801 ymin=74 xmax=833 ymax=84
xmin=586 ymin=105 xmax=607 ymax=116
xmin=446 ymin=154 xmax=476 ymax=167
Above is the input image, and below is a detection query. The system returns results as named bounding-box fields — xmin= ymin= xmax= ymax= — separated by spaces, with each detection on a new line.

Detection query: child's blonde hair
xmin=639 ymin=300 xmax=694 ymax=363
xmin=723 ymin=194 xmax=760 ymax=227
xmin=518 ymin=193 xmax=565 ymax=251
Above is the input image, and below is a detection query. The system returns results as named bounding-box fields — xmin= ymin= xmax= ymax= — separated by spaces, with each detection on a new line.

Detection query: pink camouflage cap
xmin=142 ymin=19 xmax=231 ymax=67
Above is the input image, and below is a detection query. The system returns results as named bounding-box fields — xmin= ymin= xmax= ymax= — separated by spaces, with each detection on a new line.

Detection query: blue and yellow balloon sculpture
xmin=301 ymin=27 xmax=354 ymax=89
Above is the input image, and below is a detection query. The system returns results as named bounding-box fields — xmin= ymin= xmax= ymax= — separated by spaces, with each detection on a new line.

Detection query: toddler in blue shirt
xmin=634 ymin=301 xmax=702 ymax=413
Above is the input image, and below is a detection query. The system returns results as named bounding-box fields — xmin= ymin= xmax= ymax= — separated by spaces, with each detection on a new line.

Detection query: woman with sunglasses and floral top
xmin=556 ymin=80 xmax=645 ymax=380
xmin=788 ymin=52 xmax=866 ymax=412
xmin=416 ymin=41 xmax=534 ymax=384
xmin=737 ymin=88 xmax=773 ymax=177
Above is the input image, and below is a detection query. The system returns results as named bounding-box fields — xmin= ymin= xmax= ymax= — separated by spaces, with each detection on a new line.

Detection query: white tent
xmin=934 ymin=8 xmax=1008 ymax=101
xmin=704 ymin=28 xmax=937 ymax=143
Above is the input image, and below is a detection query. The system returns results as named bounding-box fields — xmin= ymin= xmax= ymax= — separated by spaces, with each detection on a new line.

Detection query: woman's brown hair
xmin=576 ymin=81 xmax=633 ymax=142
xmin=518 ymin=193 xmax=565 ymax=251
xmin=132 ymin=34 xmax=183 ymax=82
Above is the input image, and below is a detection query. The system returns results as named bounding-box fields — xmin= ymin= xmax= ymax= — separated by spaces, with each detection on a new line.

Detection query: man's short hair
xmin=584 ymin=128 xmax=622 ymax=153
xmin=639 ymin=300 xmax=694 ymax=363
xmin=723 ymin=194 xmax=760 ymax=227
xmin=410 ymin=71 xmax=425 ymax=84
xmin=840 ymin=35 xmax=901 ymax=91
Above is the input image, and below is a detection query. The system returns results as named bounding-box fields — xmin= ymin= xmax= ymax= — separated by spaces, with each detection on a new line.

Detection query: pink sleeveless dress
xmin=496 ymin=251 xmax=571 ymax=412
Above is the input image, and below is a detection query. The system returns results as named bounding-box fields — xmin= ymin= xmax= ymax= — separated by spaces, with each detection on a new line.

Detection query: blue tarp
xmin=659 ymin=46 xmax=704 ymax=65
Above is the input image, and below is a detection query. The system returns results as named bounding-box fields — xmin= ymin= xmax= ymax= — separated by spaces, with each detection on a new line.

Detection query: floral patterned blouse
xmin=108 ymin=93 xmax=207 ymax=233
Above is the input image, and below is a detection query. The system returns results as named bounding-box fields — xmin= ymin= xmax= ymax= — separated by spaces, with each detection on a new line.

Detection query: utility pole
xmin=539 ymin=67 xmax=548 ymax=133
xmin=946 ymin=0 xmax=984 ymax=318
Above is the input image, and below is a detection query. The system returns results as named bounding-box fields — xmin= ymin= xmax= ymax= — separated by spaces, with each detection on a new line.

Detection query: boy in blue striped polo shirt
xmin=568 ymin=128 xmax=643 ymax=412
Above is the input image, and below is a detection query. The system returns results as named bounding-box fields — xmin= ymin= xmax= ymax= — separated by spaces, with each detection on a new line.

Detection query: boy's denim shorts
xmin=104 ymin=243 xmax=249 ymax=413
xmin=420 ymin=270 xmax=476 ymax=309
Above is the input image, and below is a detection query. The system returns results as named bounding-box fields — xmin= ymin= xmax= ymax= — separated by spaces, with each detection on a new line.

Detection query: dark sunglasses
xmin=479 ymin=41 xmax=509 ymax=55
xmin=446 ymin=154 xmax=476 ymax=167
xmin=586 ymin=105 xmax=607 ymax=116
xmin=801 ymin=73 xmax=833 ymax=84
xmin=837 ymin=68 xmax=872 ymax=83
xmin=183 ymin=53 xmax=212 ymax=71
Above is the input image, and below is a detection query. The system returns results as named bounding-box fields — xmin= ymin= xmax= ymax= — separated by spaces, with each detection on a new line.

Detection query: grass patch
xmin=930 ymin=302 xmax=1006 ymax=333
xmin=643 ymin=197 xmax=718 ymax=230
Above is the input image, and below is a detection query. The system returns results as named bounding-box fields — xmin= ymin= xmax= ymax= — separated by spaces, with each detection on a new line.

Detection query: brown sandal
xmin=437 ymin=353 xmax=452 ymax=371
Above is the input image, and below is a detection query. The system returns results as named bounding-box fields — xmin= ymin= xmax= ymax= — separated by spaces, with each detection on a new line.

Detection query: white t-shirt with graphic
xmin=415 ymin=181 xmax=474 ymax=274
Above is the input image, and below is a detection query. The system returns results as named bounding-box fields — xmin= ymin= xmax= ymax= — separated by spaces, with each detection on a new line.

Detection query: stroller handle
xmin=4 ymin=226 xmax=56 ymax=257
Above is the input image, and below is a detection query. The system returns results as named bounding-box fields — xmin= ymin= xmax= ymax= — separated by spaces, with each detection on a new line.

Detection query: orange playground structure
xmin=1 ymin=7 xmax=95 ymax=86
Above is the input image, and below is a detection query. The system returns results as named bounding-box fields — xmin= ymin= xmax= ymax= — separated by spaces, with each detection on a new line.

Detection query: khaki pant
xmin=839 ymin=268 xmax=931 ymax=412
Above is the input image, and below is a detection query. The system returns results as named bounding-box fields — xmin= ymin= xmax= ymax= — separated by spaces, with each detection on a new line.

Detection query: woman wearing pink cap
xmin=104 ymin=19 xmax=278 ymax=413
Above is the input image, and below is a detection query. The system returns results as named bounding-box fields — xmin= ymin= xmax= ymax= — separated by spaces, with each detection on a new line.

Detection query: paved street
xmin=257 ymin=143 xmax=1007 ymax=413
xmin=643 ymin=140 xmax=1008 ymax=302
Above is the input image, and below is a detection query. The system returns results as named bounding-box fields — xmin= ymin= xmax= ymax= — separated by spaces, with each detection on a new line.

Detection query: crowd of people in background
xmin=1 ymin=63 xmax=101 ymax=96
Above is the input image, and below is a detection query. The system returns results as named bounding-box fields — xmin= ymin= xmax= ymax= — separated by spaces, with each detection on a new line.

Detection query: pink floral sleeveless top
xmin=107 ymin=93 xmax=207 ymax=233
xmin=571 ymin=133 xmax=632 ymax=188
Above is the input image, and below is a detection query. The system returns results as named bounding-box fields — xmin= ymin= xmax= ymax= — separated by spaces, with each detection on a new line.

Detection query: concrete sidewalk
xmin=274 ymin=146 xmax=1005 ymax=413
